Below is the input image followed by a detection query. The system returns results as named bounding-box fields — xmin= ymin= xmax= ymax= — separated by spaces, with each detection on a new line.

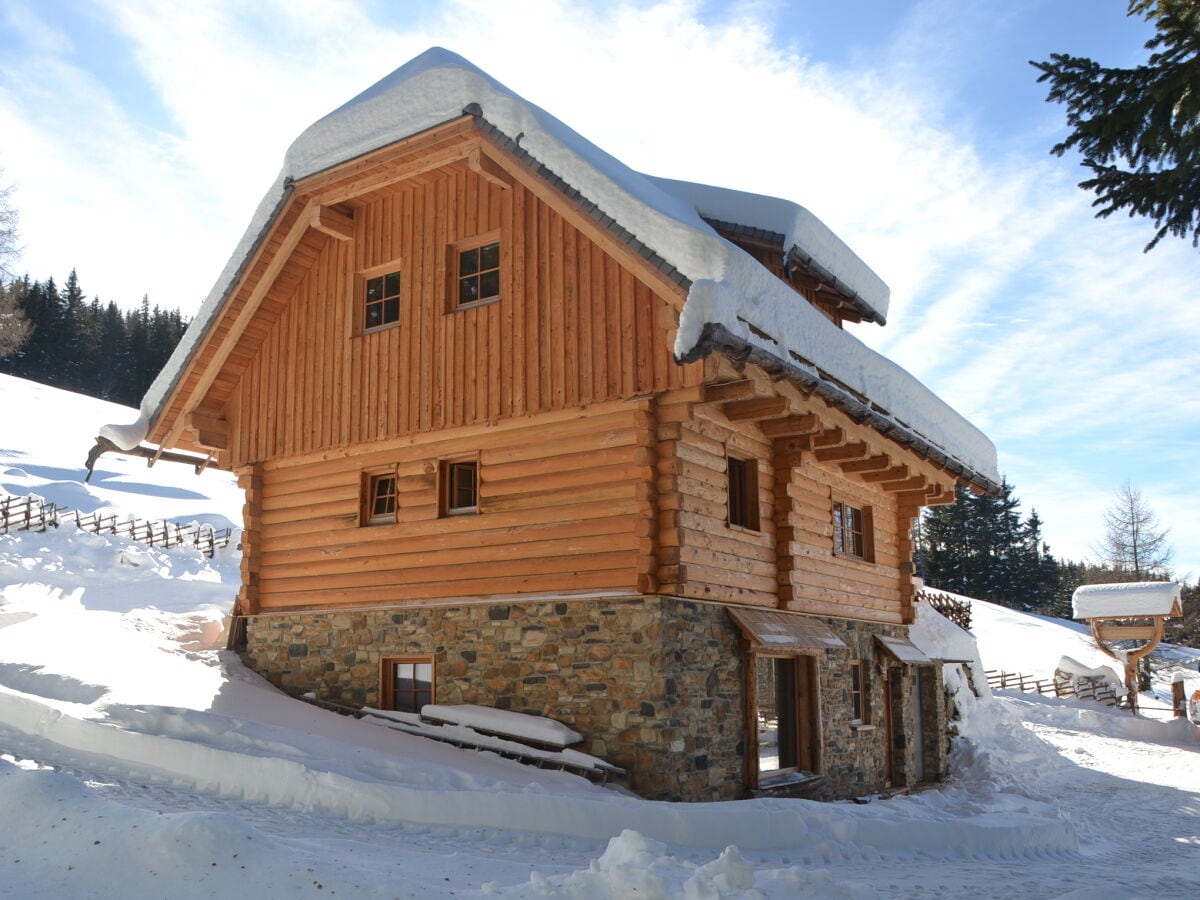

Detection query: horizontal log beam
xmin=861 ymin=464 xmax=909 ymax=484
xmin=812 ymin=427 xmax=845 ymax=449
xmin=702 ymin=380 xmax=759 ymax=403
xmin=723 ymin=396 xmax=790 ymax=421
xmin=309 ymin=205 xmax=354 ymax=241
xmin=839 ymin=454 xmax=891 ymax=475
xmin=761 ymin=414 xmax=821 ymax=438
xmin=813 ymin=441 xmax=868 ymax=463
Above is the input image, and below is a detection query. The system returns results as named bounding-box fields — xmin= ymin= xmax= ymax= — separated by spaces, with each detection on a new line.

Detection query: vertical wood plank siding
xmin=229 ymin=166 xmax=694 ymax=465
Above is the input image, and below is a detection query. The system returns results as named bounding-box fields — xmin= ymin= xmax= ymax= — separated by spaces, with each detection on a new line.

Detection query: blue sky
xmin=1 ymin=0 xmax=1197 ymax=582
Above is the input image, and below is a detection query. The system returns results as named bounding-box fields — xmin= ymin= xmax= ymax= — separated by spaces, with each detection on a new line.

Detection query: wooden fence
xmin=0 ymin=493 xmax=233 ymax=558
xmin=985 ymin=668 xmax=1121 ymax=707
xmin=919 ymin=588 xmax=973 ymax=631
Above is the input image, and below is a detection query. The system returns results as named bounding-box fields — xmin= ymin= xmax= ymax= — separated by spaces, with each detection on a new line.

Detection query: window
xmin=364 ymin=269 xmax=401 ymax=330
xmin=381 ymin=657 xmax=434 ymax=713
xmin=727 ymin=454 xmax=759 ymax=531
xmin=849 ymin=659 xmax=868 ymax=724
xmin=833 ymin=500 xmax=873 ymax=561
xmin=454 ymin=239 xmax=501 ymax=308
xmin=441 ymin=459 xmax=478 ymax=516
xmin=363 ymin=471 xmax=397 ymax=525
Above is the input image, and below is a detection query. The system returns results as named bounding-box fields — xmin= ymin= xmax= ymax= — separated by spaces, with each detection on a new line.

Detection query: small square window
xmin=727 ymin=454 xmax=759 ymax=531
xmin=365 ymin=269 xmax=401 ymax=330
xmin=382 ymin=657 xmax=434 ymax=713
xmin=441 ymin=460 xmax=478 ymax=515
xmin=455 ymin=241 xmax=501 ymax=308
xmin=363 ymin=472 xmax=397 ymax=525
xmin=833 ymin=500 xmax=872 ymax=561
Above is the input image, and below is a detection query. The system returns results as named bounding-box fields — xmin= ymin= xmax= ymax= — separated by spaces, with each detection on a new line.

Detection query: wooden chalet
xmin=98 ymin=48 xmax=1001 ymax=802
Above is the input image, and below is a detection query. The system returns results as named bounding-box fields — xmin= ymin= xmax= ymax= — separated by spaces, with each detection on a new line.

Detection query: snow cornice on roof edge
xmin=100 ymin=47 xmax=997 ymax=492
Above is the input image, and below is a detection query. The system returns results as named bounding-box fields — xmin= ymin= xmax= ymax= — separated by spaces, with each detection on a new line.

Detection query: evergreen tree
xmin=1032 ymin=0 xmax=1200 ymax=250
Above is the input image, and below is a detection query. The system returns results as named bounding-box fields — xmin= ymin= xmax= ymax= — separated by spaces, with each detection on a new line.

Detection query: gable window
xmin=364 ymin=269 xmax=401 ymax=330
xmin=727 ymin=454 xmax=760 ymax=531
xmin=441 ymin=459 xmax=478 ymax=516
xmin=380 ymin=657 xmax=434 ymax=713
xmin=849 ymin=659 xmax=869 ymax=724
xmin=454 ymin=237 xmax=501 ymax=308
xmin=833 ymin=500 xmax=873 ymax=562
xmin=363 ymin=471 xmax=397 ymax=525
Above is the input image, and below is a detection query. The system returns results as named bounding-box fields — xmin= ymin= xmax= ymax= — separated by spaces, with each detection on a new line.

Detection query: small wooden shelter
xmin=1072 ymin=581 xmax=1182 ymax=708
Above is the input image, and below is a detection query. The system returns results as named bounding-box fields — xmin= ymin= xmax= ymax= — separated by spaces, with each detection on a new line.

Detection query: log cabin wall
xmin=656 ymin=404 xmax=779 ymax=607
xmin=246 ymin=401 xmax=655 ymax=612
xmin=658 ymin=401 xmax=907 ymax=622
xmin=226 ymin=164 xmax=696 ymax=468
xmin=779 ymin=457 xmax=904 ymax=624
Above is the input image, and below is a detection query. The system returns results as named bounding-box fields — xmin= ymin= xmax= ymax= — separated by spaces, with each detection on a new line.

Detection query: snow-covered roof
xmin=1071 ymin=582 xmax=1183 ymax=620
xmin=102 ymin=47 xmax=998 ymax=490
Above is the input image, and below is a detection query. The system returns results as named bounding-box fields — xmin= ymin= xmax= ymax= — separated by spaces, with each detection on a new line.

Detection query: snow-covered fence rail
xmin=0 ymin=493 xmax=233 ymax=558
xmin=0 ymin=494 xmax=65 ymax=533
xmin=986 ymin=669 xmax=1120 ymax=707
xmin=919 ymin=589 xmax=972 ymax=631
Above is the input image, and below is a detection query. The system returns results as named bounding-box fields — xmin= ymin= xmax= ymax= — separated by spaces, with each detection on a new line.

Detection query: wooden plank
xmin=723 ymin=396 xmax=789 ymax=421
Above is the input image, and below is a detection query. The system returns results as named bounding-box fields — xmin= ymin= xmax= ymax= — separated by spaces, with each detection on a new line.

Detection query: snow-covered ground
xmin=1 ymin=373 xmax=1197 ymax=898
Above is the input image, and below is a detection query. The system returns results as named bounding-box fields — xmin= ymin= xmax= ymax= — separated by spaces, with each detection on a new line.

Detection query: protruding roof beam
xmin=723 ymin=396 xmax=790 ymax=421
xmin=814 ymin=441 xmax=868 ymax=463
xmin=812 ymin=427 xmax=845 ymax=449
xmin=761 ymin=413 xmax=821 ymax=438
xmin=861 ymin=463 xmax=909 ymax=484
xmin=839 ymin=454 xmax=891 ymax=475
xmin=309 ymin=205 xmax=354 ymax=241
xmin=703 ymin=380 xmax=759 ymax=403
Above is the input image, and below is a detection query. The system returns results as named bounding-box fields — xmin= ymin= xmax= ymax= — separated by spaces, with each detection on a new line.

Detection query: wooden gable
xmin=149 ymin=116 xmax=700 ymax=469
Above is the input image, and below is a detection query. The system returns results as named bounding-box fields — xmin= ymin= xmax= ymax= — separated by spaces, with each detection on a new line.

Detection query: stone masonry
xmin=242 ymin=595 xmax=746 ymax=801
xmin=241 ymin=596 xmax=948 ymax=802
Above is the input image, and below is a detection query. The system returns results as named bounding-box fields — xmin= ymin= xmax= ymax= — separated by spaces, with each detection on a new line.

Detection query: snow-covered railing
xmin=0 ymin=493 xmax=65 ymax=533
xmin=919 ymin=589 xmax=972 ymax=632
xmin=0 ymin=492 xmax=233 ymax=558
xmin=986 ymin=669 xmax=1121 ymax=708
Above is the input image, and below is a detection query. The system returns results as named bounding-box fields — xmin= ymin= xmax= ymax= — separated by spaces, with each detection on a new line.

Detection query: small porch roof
xmin=728 ymin=607 xmax=846 ymax=653
xmin=1071 ymin=582 xmax=1182 ymax=620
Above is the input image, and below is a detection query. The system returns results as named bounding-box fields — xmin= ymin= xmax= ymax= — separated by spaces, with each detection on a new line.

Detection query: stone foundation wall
xmin=241 ymin=595 xmax=745 ymax=801
xmin=241 ymin=597 xmax=947 ymax=803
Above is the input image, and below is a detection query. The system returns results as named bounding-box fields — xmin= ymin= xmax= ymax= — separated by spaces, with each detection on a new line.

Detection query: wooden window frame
xmin=361 ymin=468 xmax=398 ymax=526
xmin=726 ymin=451 xmax=760 ymax=532
xmin=750 ymin=653 xmax=822 ymax=786
xmin=833 ymin=499 xmax=874 ymax=562
xmin=379 ymin=656 xmax=435 ymax=713
xmin=359 ymin=262 xmax=404 ymax=334
xmin=439 ymin=456 xmax=480 ymax=517
xmin=448 ymin=230 xmax=502 ymax=311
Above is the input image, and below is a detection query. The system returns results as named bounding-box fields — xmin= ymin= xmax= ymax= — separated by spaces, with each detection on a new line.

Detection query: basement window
xmin=381 ymin=657 xmax=434 ymax=713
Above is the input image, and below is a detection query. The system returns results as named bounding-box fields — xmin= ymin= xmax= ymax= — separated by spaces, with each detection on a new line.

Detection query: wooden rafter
xmin=309 ymin=205 xmax=354 ymax=241
xmin=813 ymin=441 xmax=868 ymax=463
xmin=839 ymin=454 xmax=890 ymax=475
xmin=861 ymin=464 xmax=909 ymax=484
xmin=723 ymin=396 xmax=789 ymax=421
xmin=811 ymin=427 xmax=845 ymax=449
xmin=702 ymin=380 xmax=759 ymax=403
xmin=760 ymin=413 xmax=821 ymax=438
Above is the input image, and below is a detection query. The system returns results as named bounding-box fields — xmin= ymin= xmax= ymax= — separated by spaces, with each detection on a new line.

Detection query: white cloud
xmin=1 ymin=0 xmax=1197 ymax=577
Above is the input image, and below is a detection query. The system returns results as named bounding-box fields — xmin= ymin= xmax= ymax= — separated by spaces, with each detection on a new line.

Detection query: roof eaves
xmin=472 ymin=114 xmax=692 ymax=296
xmin=681 ymin=322 xmax=1001 ymax=496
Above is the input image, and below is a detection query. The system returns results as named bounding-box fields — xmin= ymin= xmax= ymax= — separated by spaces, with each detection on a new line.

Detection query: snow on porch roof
xmin=1071 ymin=582 xmax=1183 ymax=620
xmin=101 ymin=48 xmax=998 ymax=490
